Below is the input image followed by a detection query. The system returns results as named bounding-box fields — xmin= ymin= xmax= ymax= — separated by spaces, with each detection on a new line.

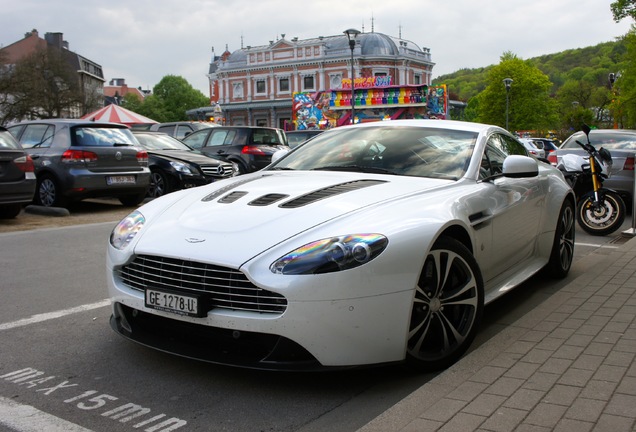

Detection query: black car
xmin=182 ymin=126 xmax=288 ymax=174
xmin=148 ymin=121 xmax=218 ymax=140
xmin=286 ymin=129 xmax=324 ymax=149
xmin=7 ymin=119 xmax=150 ymax=208
xmin=0 ymin=126 xmax=36 ymax=218
xmin=132 ymin=131 xmax=237 ymax=198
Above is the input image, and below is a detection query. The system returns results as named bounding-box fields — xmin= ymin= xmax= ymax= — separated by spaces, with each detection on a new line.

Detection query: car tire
xmin=148 ymin=170 xmax=172 ymax=198
xmin=546 ymin=199 xmax=575 ymax=279
xmin=0 ymin=204 xmax=22 ymax=219
xmin=405 ymin=236 xmax=484 ymax=372
xmin=119 ymin=192 xmax=146 ymax=207
xmin=235 ymin=162 xmax=248 ymax=175
xmin=35 ymin=174 xmax=67 ymax=208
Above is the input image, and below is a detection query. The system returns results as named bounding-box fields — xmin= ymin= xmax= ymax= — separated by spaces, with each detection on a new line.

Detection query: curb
xmin=24 ymin=205 xmax=70 ymax=217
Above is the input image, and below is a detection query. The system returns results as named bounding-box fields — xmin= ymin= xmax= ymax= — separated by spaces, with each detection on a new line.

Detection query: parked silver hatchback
xmin=7 ymin=119 xmax=150 ymax=208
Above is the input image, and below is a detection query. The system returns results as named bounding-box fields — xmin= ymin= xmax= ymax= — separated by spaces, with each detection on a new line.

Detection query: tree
xmin=475 ymin=52 xmax=558 ymax=132
xmin=150 ymin=75 xmax=209 ymax=121
xmin=611 ymin=0 xmax=636 ymax=21
xmin=0 ymin=46 xmax=82 ymax=122
xmin=612 ymin=29 xmax=636 ymax=127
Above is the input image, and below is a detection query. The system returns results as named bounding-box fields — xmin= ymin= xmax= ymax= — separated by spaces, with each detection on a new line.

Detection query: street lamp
xmin=344 ymin=28 xmax=361 ymax=125
xmin=503 ymin=78 xmax=513 ymax=130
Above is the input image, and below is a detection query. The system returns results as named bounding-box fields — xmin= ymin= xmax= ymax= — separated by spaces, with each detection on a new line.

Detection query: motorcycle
xmin=557 ymin=125 xmax=626 ymax=236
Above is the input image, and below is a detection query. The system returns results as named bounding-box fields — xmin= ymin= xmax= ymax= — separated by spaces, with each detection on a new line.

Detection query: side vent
xmin=249 ymin=194 xmax=289 ymax=206
xmin=280 ymin=180 xmax=387 ymax=208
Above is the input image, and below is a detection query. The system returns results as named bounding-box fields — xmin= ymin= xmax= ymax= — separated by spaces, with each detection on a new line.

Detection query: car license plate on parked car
xmin=145 ymin=288 xmax=202 ymax=317
xmin=107 ymin=175 xmax=136 ymax=185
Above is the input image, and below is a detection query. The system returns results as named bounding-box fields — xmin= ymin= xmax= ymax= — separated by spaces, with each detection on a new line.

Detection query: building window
xmin=303 ymin=76 xmax=314 ymax=91
xmin=279 ymin=78 xmax=290 ymax=92
xmin=414 ymin=74 xmax=422 ymax=85
xmin=233 ymin=82 xmax=244 ymax=99
xmin=256 ymin=80 xmax=266 ymax=94
xmin=329 ymin=74 xmax=342 ymax=89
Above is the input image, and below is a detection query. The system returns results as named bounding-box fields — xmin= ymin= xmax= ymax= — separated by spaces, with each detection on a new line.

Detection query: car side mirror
xmin=502 ymin=155 xmax=539 ymax=178
xmin=271 ymin=148 xmax=290 ymax=163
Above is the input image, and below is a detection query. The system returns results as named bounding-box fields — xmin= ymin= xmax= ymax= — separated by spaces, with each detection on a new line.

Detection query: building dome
xmin=359 ymin=33 xmax=400 ymax=56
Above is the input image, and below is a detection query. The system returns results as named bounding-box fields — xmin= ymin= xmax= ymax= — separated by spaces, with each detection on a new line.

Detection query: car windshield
xmin=562 ymin=131 xmax=636 ymax=150
xmin=269 ymin=126 xmax=477 ymax=180
xmin=134 ymin=133 xmax=191 ymax=151
xmin=73 ymin=127 xmax=137 ymax=147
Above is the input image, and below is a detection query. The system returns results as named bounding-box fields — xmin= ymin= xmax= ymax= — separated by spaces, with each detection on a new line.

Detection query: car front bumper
xmin=107 ymin=261 xmax=416 ymax=370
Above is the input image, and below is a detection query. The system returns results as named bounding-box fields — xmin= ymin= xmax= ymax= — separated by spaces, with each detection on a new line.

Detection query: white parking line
xmin=0 ymin=396 xmax=93 ymax=432
xmin=0 ymin=300 xmax=110 ymax=332
xmin=576 ymin=242 xmax=620 ymax=249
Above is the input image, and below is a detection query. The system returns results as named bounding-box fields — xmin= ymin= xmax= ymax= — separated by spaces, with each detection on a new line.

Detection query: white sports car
xmin=107 ymin=120 xmax=575 ymax=372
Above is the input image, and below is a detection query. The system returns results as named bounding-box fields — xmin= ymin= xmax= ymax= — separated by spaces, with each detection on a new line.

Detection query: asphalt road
xmin=0 ymin=207 xmax=633 ymax=432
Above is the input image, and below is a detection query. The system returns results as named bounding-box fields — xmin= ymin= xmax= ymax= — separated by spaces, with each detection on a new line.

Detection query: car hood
xmin=133 ymin=171 xmax=452 ymax=266
xmin=148 ymin=149 xmax=222 ymax=165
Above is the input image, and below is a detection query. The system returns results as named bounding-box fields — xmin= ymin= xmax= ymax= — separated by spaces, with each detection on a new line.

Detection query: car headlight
xmin=110 ymin=211 xmax=145 ymax=250
xmin=170 ymin=161 xmax=194 ymax=175
xmin=270 ymin=234 xmax=388 ymax=275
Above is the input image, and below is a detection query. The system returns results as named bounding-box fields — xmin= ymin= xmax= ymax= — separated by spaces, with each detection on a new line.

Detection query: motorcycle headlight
xmin=110 ymin=211 xmax=145 ymax=250
xmin=270 ymin=234 xmax=388 ymax=275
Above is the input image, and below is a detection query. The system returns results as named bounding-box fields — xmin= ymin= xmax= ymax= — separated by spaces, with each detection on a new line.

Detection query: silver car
xmin=548 ymin=129 xmax=636 ymax=204
xmin=8 ymin=119 xmax=151 ymax=208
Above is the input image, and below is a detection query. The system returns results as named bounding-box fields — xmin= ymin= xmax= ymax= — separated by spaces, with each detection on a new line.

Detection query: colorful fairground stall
xmin=292 ymin=77 xmax=448 ymax=131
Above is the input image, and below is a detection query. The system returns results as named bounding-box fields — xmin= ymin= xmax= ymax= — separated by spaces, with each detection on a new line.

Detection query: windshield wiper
xmin=311 ymin=165 xmax=397 ymax=174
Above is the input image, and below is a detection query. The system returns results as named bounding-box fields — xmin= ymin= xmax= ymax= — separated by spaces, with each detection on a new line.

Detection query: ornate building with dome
xmin=197 ymin=30 xmax=437 ymax=129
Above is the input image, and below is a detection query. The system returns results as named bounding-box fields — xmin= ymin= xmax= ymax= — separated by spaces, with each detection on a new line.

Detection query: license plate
xmin=145 ymin=288 xmax=202 ymax=317
xmin=107 ymin=175 xmax=135 ymax=185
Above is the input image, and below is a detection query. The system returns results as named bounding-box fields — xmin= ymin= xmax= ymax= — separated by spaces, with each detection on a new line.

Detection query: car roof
xmin=9 ymin=119 xmax=129 ymax=128
xmin=339 ymin=119 xmax=503 ymax=135
xmin=286 ymin=130 xmax=323 ymax=134
xmin=212 ymin=126 xmax=283 ymax=131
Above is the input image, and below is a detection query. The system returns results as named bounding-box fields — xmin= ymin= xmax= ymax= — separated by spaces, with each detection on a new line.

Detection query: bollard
xmin=622 ymin=151 xmax=636 ymax=237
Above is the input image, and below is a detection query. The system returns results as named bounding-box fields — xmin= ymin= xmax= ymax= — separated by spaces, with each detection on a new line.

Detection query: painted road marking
xmin=0 ymin=300 xmax=110 ymax=331
xmin=0 ymin=395 xmax=93 ymax=432
xmin=576 ymin=242 xmax=620 ymax=249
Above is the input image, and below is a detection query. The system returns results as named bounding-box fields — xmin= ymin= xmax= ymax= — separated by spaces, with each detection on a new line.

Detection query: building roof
xmin=216 ymin=31 xmax=432 ymax=72
xmin=0 ymin=29 xmax=104 ymax=81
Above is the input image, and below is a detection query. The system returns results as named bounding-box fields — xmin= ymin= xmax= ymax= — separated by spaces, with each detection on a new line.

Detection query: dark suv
xmin=8 ymin=119 xmax=150 ymax=208
xmin=182 ymin=126 xmax=288 ymax=174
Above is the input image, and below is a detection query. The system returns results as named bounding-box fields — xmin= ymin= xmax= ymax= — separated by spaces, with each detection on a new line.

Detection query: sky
xmin=1 ymin=0 xmax=633 ymax=97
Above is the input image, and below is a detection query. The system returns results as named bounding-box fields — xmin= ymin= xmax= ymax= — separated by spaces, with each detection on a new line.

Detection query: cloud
xmin=2 ymin=0 xmax=632 ymax=94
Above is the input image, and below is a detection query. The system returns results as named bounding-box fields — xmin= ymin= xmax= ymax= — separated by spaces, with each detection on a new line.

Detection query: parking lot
xmin=1 ymin=199 xmax=634 ymax=431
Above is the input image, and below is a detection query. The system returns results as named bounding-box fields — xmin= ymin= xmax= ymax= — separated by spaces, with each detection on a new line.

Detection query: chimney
xmin=44 ymin=32 xmax=64 ymax=50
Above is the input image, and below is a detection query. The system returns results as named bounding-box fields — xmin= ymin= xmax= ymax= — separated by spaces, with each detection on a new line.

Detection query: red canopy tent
xmin=81 ymin=104 xmax=157 ymax=126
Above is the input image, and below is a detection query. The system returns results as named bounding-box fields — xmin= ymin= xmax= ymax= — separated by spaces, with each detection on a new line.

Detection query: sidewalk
xmin=358 ymin=237 xmax=636 ymax=432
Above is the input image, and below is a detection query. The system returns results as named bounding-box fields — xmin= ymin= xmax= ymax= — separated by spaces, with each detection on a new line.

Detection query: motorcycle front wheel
xmin=577 ymin=191 xmax=626 ymax=236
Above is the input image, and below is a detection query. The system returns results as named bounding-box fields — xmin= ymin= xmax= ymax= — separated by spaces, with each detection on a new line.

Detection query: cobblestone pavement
xmin=358 ymin=237 xmax=636 ymax=432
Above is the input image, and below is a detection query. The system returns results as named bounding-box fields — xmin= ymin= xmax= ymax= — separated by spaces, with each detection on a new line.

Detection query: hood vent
xmin=280 ymin=179 xmax=387 ymax=208
xmin=218 ymin=191 xmax=248 ymax=203
xmin=202 ymin=176 xmax=266 ymax=202
xmin=249 ymin=193 xmax=289 ymax=206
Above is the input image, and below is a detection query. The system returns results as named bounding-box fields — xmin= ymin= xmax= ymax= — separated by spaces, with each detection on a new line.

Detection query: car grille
xmin=117 ymin=255 xmax=287 ymax=314
xmin=200 ymin=162 xmax=234 ymax=178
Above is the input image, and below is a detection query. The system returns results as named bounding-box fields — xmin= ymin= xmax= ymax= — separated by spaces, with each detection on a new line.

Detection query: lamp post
xmin=503 ymin=78 xmax=513 ymax=130
xmin=344 ymin=28 xmax=361 ymax=125
xmin=609 ymin=72 xmax=619 ymax=129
